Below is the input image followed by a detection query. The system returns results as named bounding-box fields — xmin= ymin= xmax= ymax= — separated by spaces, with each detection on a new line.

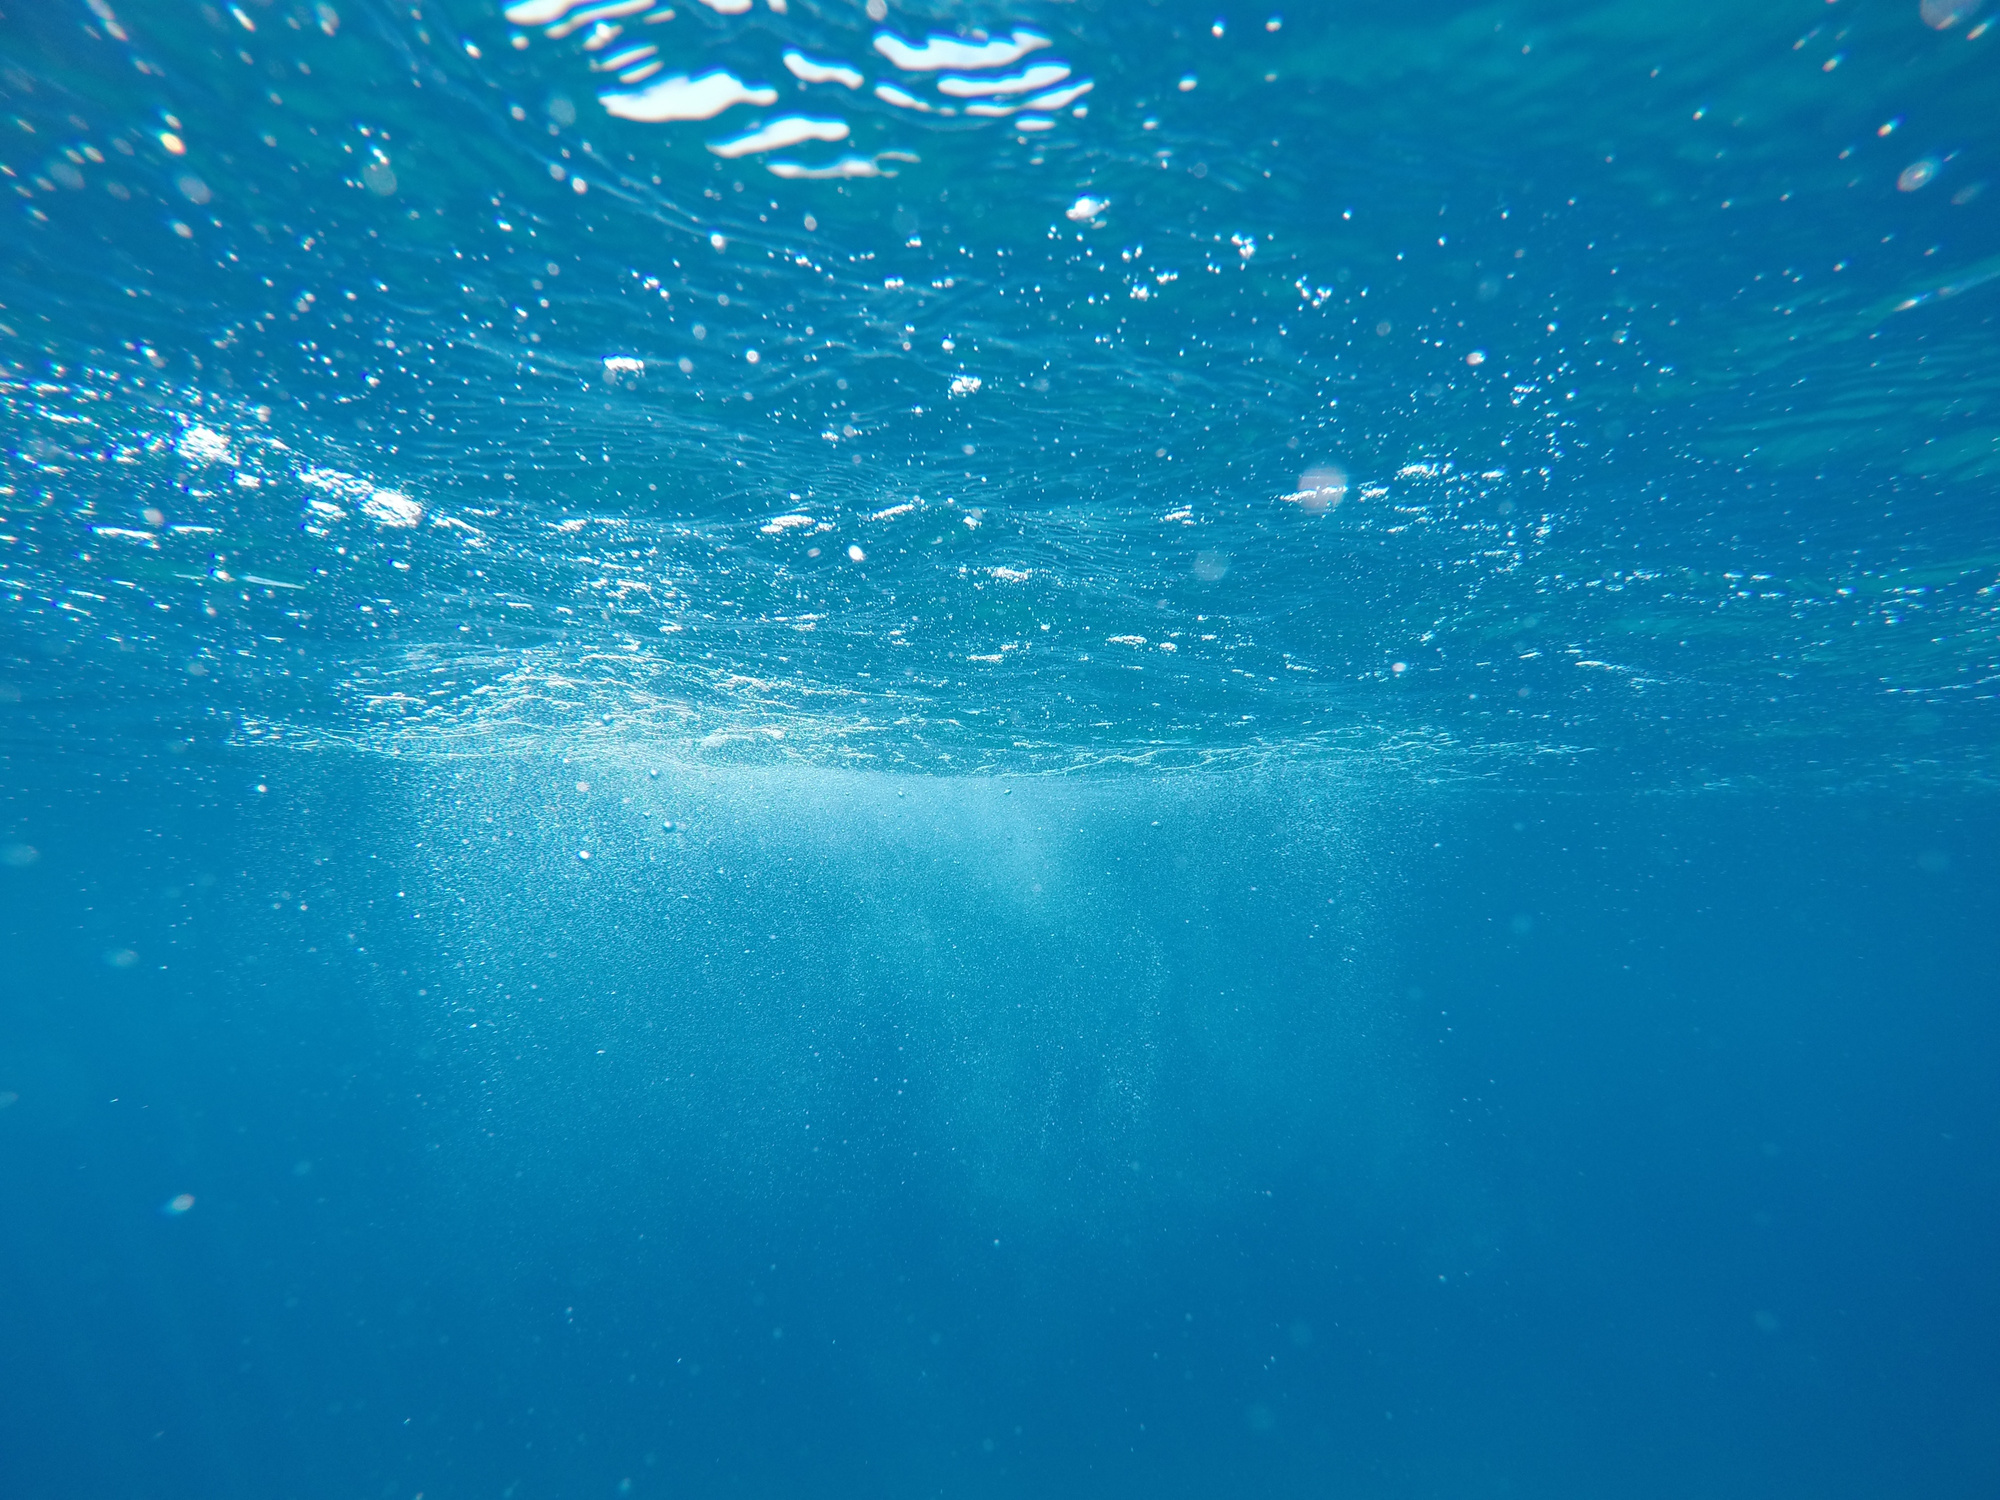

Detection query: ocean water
xmin=2 ymin=1 xmax=1998 ymax=1497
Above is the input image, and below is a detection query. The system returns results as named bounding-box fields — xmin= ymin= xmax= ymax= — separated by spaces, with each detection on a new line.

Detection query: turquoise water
xmin=2 ymin=2 xmax=1998 ymax=1496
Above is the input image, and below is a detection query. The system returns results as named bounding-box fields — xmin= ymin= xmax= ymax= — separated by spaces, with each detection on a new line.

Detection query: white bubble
xmin=162 ymin=1193 xmax=196 ymax=1215
xmin=847 ymin=544 xmax=866 ymax=562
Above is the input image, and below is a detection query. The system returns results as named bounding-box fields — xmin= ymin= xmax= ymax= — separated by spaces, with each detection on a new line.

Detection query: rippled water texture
xmin=2 ymin=0 xmax=1997 ymax=781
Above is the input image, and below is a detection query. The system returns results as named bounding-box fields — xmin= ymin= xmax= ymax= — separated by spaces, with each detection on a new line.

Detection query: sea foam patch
xmin=872 ymin=30 xmax=1050 ymax=71
xmin=600 ymin=70 xmax=777 ymax=121
xmin=709 ymin=117 xmax=849 ymax=158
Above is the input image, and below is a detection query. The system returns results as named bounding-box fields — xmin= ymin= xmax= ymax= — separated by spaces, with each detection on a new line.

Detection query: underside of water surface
xmin=0 ymin=0 xmax=1994 ymax=782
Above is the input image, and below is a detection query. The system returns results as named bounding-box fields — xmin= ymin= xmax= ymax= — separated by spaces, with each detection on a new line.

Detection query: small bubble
xmin=1921 ymin=0 xmax=1984 ymax=29
xmin=847 ymin=544 xmax=866 ymax=562
xmin=1898 ymin=158 xmax=1941 ymax=192
xmin=162 ymin=1193 xmax=196 ymax=1215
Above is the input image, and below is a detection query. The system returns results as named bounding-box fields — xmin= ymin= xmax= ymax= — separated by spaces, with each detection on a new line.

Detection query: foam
xmin=937 ymin=64 xmax=1070 ymax=98
xmin=1024 ymin=80 xmax=1093 ymax=111
xmin=502 ymin=0 xmax=598 ymax=23
xmin=873 ymin=29 xmax=1050 ymax=71
xmin=545 ymin=0 xmax=653 ymax=38
xmin=784 ymin=52 xmax=864 ymax=89
xmin=873 ymin=83 xmax=949 ymax=114
xmin=767 ymin=156 xmax=896 ymax=178
xmin=600 ymin=70 xmax=779 ymax=122
xmin=362 ymin=491 xmax=424 ymax=528
xmin=710 ymin=116 xmax=850 ymax=158
xmin=596 ymin=43 xmax=657 ymax=72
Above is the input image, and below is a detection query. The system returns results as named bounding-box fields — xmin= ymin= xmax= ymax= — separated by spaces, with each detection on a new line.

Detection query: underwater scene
xmin=2 ymin=0 xmax=1997 ymax=1496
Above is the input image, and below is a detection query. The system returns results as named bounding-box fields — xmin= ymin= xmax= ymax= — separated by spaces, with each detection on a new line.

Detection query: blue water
xmin=4 ymin=1 xmax=1999 ymax=1496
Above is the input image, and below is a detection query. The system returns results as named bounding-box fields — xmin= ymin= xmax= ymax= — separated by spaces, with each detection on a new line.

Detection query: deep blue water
xmin=3 ymin=0 xmax=1999 ymax=1496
